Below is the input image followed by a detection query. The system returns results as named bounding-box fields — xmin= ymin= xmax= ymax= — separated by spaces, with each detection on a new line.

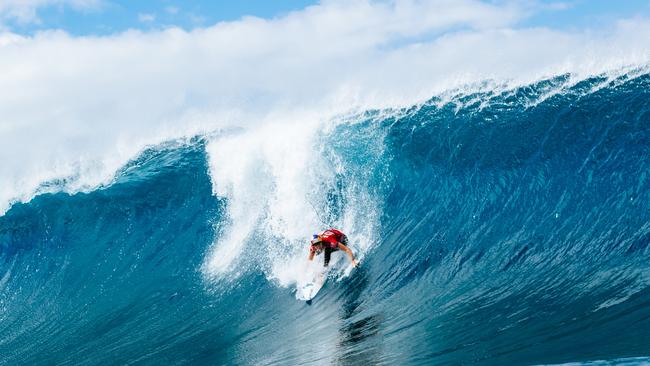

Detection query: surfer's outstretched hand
xmin=352 ymin=259 xmax=360 ymax=268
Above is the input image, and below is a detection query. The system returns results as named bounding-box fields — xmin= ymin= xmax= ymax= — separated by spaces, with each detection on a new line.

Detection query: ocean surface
xmin=1 ymin=70 xmax=649 ymax=365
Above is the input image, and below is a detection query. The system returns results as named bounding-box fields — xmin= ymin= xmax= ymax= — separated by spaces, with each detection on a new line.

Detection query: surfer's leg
xmin=324 ymin=247 xmax=332 ymax=267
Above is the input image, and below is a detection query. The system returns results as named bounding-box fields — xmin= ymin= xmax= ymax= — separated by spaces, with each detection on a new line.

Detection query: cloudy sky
xmin=1 ymin=0 xmax=649 ymax=214
xmin=1 ymin=0 xmax=649 ymax=35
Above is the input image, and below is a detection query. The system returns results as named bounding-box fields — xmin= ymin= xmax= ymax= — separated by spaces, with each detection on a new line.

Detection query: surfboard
xmin=296 ymin=270 xmax=327 ymax=301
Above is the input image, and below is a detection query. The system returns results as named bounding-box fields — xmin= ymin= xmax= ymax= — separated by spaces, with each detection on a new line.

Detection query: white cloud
xmin=165 ymin=6 xmax=179 ymax=15
xmin=0 ymin=0 xmax=102 ymax=26
xmin=187 ymin=12 xmax=206 ymax=26
xmin=539 ymin=1 xmax=573 ymax=11
xmin=0 ymin=0 xmax=649 ymax=215
xmin=138 ymin=13 xmax=155 ymax=23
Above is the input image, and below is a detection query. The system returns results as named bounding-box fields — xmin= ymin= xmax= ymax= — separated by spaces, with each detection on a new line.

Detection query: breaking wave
xmin=1 ymin=69 xmax=649 ymax=365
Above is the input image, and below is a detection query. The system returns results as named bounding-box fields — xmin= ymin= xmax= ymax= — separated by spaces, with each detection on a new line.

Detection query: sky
xmin=1 ymin=0 xmax=650 ymax=217
xmin=1 ymin=0 xmax=650 ymax=35
xmin=0 ymin=0 xmax=316 ymax=34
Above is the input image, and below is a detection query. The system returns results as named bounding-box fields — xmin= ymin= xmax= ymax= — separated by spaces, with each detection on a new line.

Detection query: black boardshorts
xmin=323 ymin=234 xmax=348 ymax=267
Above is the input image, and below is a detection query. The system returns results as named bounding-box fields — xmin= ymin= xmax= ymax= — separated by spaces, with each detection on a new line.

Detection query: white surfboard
xmin=296 ymin=270 xmax=327 ymax=301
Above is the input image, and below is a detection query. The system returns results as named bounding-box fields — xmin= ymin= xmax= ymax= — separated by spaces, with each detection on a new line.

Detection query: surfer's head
xmin=310 ymin=235 xmax=325 ymax=255
xmin=310 ymin=234 xmax=322 ymax=246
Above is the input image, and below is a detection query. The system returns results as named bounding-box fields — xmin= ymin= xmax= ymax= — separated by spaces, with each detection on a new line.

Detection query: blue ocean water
xmin=1 ymin=71 xmax=649 ymax=365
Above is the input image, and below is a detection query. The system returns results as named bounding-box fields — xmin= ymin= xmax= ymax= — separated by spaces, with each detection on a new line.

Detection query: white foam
xmin=200 ymin=114 xmax=323 ymax=278
xmin=201 ymin=109 xmax=382 ymax=285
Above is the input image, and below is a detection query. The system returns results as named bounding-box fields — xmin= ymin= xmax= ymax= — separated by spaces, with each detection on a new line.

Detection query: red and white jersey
xmin=319 ymin=229 xmax=345 ymax=248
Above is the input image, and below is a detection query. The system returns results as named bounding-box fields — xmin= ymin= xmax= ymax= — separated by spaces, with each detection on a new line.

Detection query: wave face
xmin=1 ymin=71 xmax=650 ymax=365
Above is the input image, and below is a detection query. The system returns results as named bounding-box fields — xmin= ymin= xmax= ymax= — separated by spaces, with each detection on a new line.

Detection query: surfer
xmin=308 ymin=229 xmax=359 ymax=268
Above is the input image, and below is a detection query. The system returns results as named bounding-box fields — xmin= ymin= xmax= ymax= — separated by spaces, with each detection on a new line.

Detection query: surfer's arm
xmin=308 ymin=249 xmax=315 ymax=261
xmin=337 ymin=243 xmax=359 ymax=267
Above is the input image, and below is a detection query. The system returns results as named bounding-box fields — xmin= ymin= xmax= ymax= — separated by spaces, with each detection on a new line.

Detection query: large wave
xmin=1 ymin=69 xmax=649 ymax=365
